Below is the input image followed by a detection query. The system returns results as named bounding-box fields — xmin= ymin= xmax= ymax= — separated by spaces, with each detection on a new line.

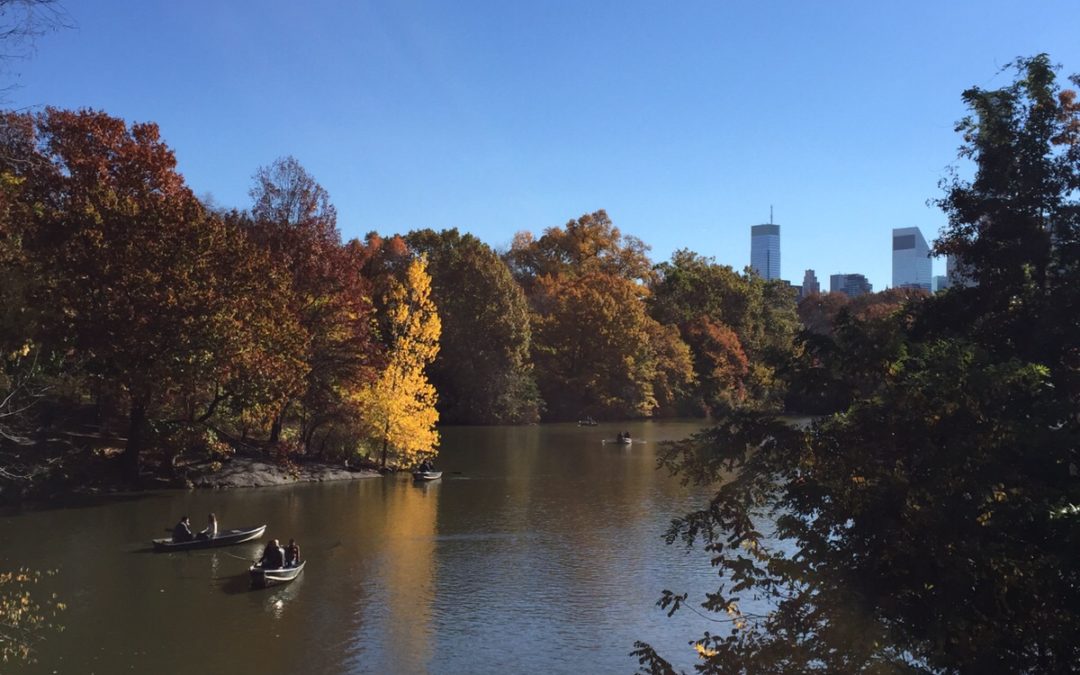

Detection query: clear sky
xmin=9 ymin=1 xmax=1080 ymax=290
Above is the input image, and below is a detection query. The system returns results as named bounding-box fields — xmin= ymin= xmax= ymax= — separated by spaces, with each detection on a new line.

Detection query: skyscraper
xmin=892 ymin=227 xmax=931 ymax=291
xmin=830 ymin=273 xmax=873 ymax=298
xmin=750 ymin=223 xmax=780 ymax=280
xmin=800 ymin=269 xmax=820 ymax=299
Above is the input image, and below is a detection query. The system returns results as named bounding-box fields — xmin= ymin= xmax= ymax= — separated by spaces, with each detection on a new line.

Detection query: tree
xmin=0 ymin=0 xmax=71 ymax=99
xmin=681 ymin=317 xmax=749 ymax=413
xmin=638 ymin=56 xmax=1080 ymax=674
xmin=508 ymin=211 xmax=693 ymax=420
xmin=506 ymin=209 xmax=656 ymax=289
xmin=406 ymin=228 xmax=539 ymax=424
xmin=7 ymin=109 xmax=307 ymax=482
xmin=650 ymin=250 xmax=797 ymax=413
xmin=353 ymin=256 xmax=441 ymax=469
xmin=246 ymin=157 xmax=379 ymax=450
xmin=531 ymin=272 xmax=692 ymax=420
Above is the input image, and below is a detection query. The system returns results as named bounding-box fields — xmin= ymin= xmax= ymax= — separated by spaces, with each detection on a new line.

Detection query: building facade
xmin=800 ymin=269 xmax=820 ymax=299
xmin=750 ymin=224 xmax=780 ymax=280
xmin=830 ymin=273 xmax=873 ymax=298
xmin=892 ymin=226 xmax=931 ymax=291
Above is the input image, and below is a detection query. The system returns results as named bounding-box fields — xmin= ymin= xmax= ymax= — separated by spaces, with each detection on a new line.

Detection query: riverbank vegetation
xmin=0 ymin=108 xmax=798 ymax=498
xmin=635 ymin=55 xmax=1080 ymax=673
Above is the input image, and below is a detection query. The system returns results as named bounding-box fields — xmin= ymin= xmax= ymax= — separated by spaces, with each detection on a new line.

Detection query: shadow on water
xmin=0 ymin=490 xmax=165 ymax=516
xmin=218 ymin=572 xmax=255 ymax=595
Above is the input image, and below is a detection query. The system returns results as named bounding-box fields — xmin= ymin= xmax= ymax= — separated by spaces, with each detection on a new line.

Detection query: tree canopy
xmin=636 ymin=55 xmax=1080 ymax=675
xmin=406 ymin=228 xmax=540 ymax=425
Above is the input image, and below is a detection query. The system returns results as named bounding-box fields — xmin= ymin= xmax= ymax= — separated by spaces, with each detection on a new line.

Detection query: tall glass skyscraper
xmin=892 ymin=226 xmax=931 ymax=291
xmin=750 ymin=224 xmax=780 ymax=280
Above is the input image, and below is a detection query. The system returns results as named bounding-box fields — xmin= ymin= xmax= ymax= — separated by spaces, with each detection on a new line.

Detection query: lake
xmin=2 ymin=420 xmax=735 ymax=674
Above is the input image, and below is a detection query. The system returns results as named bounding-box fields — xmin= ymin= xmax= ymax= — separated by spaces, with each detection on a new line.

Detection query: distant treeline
xmin=0 ymin=107 xmax=807 ymax=481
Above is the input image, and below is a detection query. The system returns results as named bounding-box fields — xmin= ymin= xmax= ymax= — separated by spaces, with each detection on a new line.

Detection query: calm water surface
xmin=2 ymin=420 xmax=739 ymax=674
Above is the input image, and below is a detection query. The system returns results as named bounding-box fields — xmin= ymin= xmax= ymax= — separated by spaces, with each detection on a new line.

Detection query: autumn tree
xmin=406 ymin=228 xmax=539 ymax=424
xmin=530 ymin=272 xmax=692 ymax=420
xmin=245 ymin=157 xmax=379 ymax=451
xmin=649 ymin=250 xmax=797 ymax=413
xmin=0 ymin=125 xmax=39 ymax=446
xmin=353 ymin=255 xmax=441 ymax=469
xmin=5 ymin=109 xmax=306 ymax=482
xmin=509 ymin=211 xmax=693 ymax=420
xmin=636 ymin=55 xmax=1080 ymax=674
xmin=506 ymin=209 xmax=656 ymax=289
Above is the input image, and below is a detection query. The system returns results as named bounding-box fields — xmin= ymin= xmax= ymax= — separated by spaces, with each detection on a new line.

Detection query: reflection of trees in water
xmin=350 ymin=477 xmax=439 ymax=673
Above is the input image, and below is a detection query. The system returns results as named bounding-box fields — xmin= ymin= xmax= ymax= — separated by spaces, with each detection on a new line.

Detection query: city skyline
xmin=8 ymin=1 xmax=1077 ymax=291
xmin=751 ymin=221 xmax=942 ymax=292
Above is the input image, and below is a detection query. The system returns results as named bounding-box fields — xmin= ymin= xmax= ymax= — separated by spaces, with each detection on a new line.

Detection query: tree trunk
xmin=380 ymin=417 xmax=391 ymax=469
xmin=269 ymin=400 xmax=291 ymax=444
xmin=269 ymin=414 xmax=283 ymax=444
xmin=122 ymin=402 xmax=146 ymax=486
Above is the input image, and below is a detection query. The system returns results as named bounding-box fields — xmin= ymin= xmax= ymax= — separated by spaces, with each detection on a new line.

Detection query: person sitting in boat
xmin=259 ymin=539 xmax=285 ymax=570
xmin=284 ymin=538 xmax=301 ymax=568
xmin=172 ymin=516 xmax=194 ymax=543
xmin=418 ymin=458 xmax=434 ymax=473
xmin=616 ymin=432 xmax=625 ymax=442
xmin=196 ymin=512 xmax=218 ymax=541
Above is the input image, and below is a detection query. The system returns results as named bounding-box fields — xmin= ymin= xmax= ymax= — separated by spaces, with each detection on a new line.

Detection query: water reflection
xmin=3 ymin=420 xmax=721 ymax=674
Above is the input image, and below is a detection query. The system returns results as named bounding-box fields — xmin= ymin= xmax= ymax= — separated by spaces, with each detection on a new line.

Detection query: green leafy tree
xmin=406 ymin=228 xmax=540 ymax=424
xmin=637 ymin=56 xmax=1080 ymax=674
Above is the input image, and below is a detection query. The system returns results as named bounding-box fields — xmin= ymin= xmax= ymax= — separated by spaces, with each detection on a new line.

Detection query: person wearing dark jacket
xmin=259 ymin=539 xmax=285 ymax=569
xmin=172 ymin=516 xmax=194 ymax=543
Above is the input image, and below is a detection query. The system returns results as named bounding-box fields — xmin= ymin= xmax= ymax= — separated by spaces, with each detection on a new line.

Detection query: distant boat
xmin=613 ymin=436 xmax=632 ymax=445
xmin=250 ymin=560 xmax=305 ymax=588
xmin=412 ymin=470 xmax=443 ymax=482
xmin=577 ymin=417 xmax=599 ymax=426
xmin=152 ymin=524 xmax=267 ymax=552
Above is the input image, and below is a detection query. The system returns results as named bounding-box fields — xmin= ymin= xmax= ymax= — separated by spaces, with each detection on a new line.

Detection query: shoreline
xmin=0 ymin=455 xmax=385 ymax=507
xmin=188 ymin=457 xmax=382 ymax=489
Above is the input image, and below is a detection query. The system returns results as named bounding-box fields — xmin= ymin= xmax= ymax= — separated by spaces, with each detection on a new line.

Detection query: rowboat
xmin=152 ymin=524 xmax=267 ymax=552
xmin=250 ymin=560 xmax=306 ymax=588
xmin=412 ymin=470 xmax=443 ymax=482
xmin=577 ymin=417 xmax=598 ymax=426
xmin=612 ymin=436 xmax=632 ymax=445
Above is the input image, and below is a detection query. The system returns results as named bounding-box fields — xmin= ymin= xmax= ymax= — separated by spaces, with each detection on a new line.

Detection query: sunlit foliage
xmin=353 ymin=256 xmax=441 ymax=468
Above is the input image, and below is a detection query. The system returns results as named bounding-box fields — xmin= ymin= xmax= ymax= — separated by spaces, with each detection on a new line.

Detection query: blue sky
xmin=10 ymin=1 xmax=1080 ymax=290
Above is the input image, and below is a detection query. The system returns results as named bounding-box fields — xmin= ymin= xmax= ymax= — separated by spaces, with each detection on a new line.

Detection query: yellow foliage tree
xmin=355 ymin=257 xmax=441 ymax=468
